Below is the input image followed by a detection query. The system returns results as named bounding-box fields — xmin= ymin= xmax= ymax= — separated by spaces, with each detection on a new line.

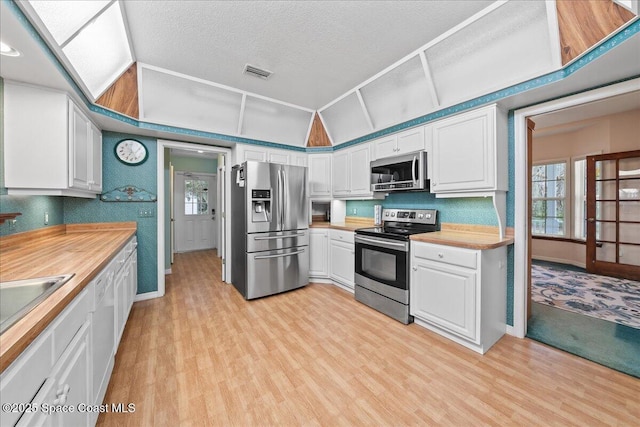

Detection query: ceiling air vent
xmin=243 ymin=64 xmax=272 ymax=80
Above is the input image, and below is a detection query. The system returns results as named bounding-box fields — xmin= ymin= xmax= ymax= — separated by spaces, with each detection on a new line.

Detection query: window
xmin=184 ymin=179 xmax=209 ymax=215
xmin=573 ymin=157 xmax=602 ymax=240
xmin=532 ymin=161 xmax=566 ymax=236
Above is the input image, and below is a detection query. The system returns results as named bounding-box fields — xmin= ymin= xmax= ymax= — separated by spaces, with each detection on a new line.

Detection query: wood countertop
xmin=410 ymin=224 xmax=514 ymax=250
xmin=310 ymin=217 xmax=373 ymax=232
xmin=0 ymin=222 xmax=137 ymax=373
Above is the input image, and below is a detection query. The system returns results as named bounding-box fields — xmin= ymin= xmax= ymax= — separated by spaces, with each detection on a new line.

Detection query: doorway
xmin=515 ymin=80 xmax=640 ymax=377
xmin=174 ymin=172 xmax=217 ymax=253
xmin=513 ymin=78 xmax=640 ymax=337
xmin=156 ymin=140 xmax=232 ymax=298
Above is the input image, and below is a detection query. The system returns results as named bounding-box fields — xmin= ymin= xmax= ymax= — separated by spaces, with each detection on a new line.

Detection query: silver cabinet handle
xmin=255 ymin=249 xmax=305 ymax=260
xmin=254 ymin=233 xmax=306 ymax=241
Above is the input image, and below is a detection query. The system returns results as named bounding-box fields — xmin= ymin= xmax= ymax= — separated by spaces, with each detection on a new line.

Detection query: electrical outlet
xmin=138 ymin=207 xmax=155 ymax=218
xmin=352 ymin=208 xmax=357 ymax=215
xmin=44 ymin=211 xmax=49 ymax=225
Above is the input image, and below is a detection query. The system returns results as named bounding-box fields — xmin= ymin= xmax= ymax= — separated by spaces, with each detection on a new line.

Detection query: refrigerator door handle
xmin=254 ymin=233 xmax=306 ymax=241
xmin=277 ymin=168 xmax=283 ymax=230
xmin=282 ymin=168 xmax=287 ymax=229
xmin=254 ymin=248 xmax=305 ymax=260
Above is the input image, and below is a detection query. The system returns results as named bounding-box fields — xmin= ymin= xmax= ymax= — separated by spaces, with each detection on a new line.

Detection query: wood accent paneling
xmin=96 ymin=63 xmax=139 ymax=118
xmin=306 ymin=113 xmax=332 ymax=147
xmin=98 ymin=250 xmax=640 ymax=426
xmin=0 ymin=223 xmax=136 ymax=372
xmin=557 ymin=0 xmax=635 ymax=65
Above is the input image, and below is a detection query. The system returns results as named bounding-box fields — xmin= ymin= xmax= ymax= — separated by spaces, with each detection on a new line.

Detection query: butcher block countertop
xmin=310 ymin=216 xmax=373 ymax=231
xmin=0 ymin=222 xmax=137 ymax=373
xmin=411 ymin=224 xmax=514 ymax=250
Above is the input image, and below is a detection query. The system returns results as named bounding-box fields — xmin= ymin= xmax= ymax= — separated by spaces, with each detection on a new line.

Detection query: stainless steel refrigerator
xmin=231 ymin=161 xmax=309 ymax=299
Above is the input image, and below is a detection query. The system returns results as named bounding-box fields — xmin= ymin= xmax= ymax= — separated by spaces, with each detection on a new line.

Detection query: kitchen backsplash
xmin=346 ymin=193 xmax=498 ymax=226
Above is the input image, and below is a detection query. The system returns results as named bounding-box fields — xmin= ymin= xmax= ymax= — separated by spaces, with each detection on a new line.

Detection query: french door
xmin=586 ymin=150 xmax=640 ymax=280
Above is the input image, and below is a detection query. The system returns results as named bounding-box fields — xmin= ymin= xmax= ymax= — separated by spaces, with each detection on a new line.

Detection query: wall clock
xmin=115 ymin=139 xmax=148 ymax=165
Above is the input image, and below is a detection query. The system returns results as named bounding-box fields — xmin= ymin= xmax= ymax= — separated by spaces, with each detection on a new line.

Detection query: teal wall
xmin=346 ymin=195 xmax=498 ymax=225
xmin=170 ymin=155 xmax=218 ymax=173
xmin=64 ymin=132 xmax=158 ymax=294
xmin=0 ymin=78 xmax=64 ymax=236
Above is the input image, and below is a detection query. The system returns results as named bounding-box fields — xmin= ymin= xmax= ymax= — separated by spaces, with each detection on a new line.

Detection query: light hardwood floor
xmin=98 ymin=250 xmax=640 ymax=426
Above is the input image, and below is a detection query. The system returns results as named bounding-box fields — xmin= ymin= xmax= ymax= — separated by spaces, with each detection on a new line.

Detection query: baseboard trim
xmin=134 ymin=291 xmax=161 ymax=302
xmin=532 ymin=256 xmax=586 ymax=270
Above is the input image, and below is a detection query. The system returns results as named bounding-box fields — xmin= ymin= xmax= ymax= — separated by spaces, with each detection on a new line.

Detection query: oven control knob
xmin=385 ymin=212 xmax=389 ymax=217
xmin=390 ymin=212 xmax=395 ymax=217
xmin=418 ymin=213 xmax=423 ymax=219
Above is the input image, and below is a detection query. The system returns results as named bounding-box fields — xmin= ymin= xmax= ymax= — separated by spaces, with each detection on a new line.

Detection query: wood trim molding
xmin=556 ymin=0 xmax=635 ymax=65
xmin=306 ymin=113 xmax=332 ymax=147
xmin=96 ymin=62 xmax=139 ymax=118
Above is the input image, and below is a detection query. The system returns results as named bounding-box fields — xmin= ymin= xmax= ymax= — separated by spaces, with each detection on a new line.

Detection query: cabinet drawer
xmin=329 ymin=229 xmax=354 ymax=244
xmin=412 ymin=243 xmax=477 ymax=269
xmin=51 ymin=287 xmax=89 ymax=362
xmin=0 ymin=331 xmax=53 ymax=427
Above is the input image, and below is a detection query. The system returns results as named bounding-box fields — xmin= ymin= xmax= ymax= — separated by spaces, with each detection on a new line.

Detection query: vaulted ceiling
xmin=1 ymin=0 xmax=638 ymax=148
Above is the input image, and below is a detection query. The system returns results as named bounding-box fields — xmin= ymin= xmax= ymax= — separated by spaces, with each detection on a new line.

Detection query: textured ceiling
xmin=123 ymin=0 xmax=493 ymax=110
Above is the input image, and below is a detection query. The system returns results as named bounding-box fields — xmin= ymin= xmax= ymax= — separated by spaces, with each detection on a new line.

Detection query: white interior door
xmin=174 ymin=172 xmax=216 ymax=252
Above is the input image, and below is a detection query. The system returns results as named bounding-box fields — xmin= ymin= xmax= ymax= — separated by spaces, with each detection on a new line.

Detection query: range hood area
xmin=3 ymin=0 xmax=638 ymax=148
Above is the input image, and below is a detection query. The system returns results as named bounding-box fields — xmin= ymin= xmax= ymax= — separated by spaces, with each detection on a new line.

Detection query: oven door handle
xmin=412 ymin=155 xmax=417 ymax=185
xmin=355 ymin=235 xmax=408 ymax=251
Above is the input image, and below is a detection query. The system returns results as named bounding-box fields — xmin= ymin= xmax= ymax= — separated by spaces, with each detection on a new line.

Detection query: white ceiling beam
xmin=237 ymin=93 xmax=247 ymax=136
xmin=419 ymin=51 xmax=440 ymax=109
xmin=355 ymin=89 xmax=375 ymax=130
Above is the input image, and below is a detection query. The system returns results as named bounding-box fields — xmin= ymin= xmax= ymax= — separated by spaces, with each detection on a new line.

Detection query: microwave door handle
xmin=412 ymin=155 xmax=417 ymax=184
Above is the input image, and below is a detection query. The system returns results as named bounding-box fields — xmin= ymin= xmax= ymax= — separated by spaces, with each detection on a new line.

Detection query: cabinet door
xmin=411 ymin=259 xmax=478 ymax=342
xmin=54 ymin=322 xmax=91 ymax=427
xmin=373 ymin=135 xmax=398 ymax=159
xmin=114 ymin=270 xmax=126 ymax=349
xmin=69 ymin=102 xmax=91 ymax=190
xmin=349 ymin=145 xmax=371 ymax=195
xmin=309 ymin=229 xmax=329 ymax=277
xmin=268 ymin=149 xmax=290 ymax=165
xmin=90 ymin=124 xmax=103 ymax=192
xmin=397 ymin=127 xmax=425 ymax=155
xmin=330 ymin=240 xmax=355 ymax=288
xmin=238 ymin=145 xmax=267 ymax=163
xmin=309 ymin=154 xmax=332 ymax=197
xmin=431 ymin=106 xmax=495 ymax=192
xmin=332 ymin=150 xmax=350 ymax=195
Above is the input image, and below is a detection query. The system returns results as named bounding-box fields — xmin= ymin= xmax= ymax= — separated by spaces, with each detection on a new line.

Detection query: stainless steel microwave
xmin=370 ymin=151 xmax=429 ymax=193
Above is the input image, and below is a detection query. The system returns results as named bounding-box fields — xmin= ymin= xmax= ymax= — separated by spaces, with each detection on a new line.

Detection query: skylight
xmin=25 ymin=0 xmax=133 ymax=100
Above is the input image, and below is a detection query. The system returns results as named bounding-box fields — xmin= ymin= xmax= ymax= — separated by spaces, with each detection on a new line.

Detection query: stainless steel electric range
xmin=354 ymin=208 xmax=439 ymax=324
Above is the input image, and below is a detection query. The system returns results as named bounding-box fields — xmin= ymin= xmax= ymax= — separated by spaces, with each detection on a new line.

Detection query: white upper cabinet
xmin=4 ymin=81 xmax=102 ymax=198
xmin=373 ymin=127 xmax=425 ymax=160
xmin=332 ymin=143 xmax=373 ymax=198
xmin=308 ymin=154 xmax=332 ymax=198
xmin=234 ymin=144 xmax=307 ymax=168
xmin=429 ymin=104 xmax=507 ymax=194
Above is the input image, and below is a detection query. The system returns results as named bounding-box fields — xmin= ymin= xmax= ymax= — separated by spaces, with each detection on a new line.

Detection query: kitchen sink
xmin=0 ymin=274 xmax=75 ymax=335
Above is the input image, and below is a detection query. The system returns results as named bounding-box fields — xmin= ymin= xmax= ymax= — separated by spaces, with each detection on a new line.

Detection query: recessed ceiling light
xmin=0 ymin=41 xmax=21 ymax=57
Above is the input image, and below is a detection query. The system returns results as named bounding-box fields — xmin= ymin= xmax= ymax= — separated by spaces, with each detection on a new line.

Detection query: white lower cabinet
xmin=21 ymin=321 xmax=92 ymax=427
xmin=329 ymin=230 xmax=355 ymax=290
xmin=410 ymin=241 xmax=506 ymax=354
xmin=0 ymin=236 xmax=137 ymax=427
xmin=309 ymin=228 xmax=329 ymax=278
